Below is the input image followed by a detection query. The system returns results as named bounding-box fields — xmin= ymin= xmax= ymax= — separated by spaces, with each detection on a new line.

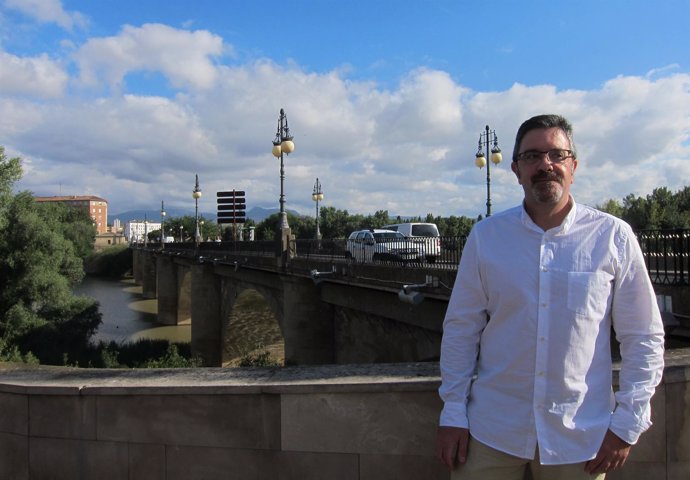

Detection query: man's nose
xmin=536 ymin=155 xmax=554 ymax=170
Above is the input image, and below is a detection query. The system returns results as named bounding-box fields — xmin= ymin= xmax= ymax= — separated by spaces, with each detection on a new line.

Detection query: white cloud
xmin=5 ymin=0 xmax=87 ymax=30
xmin=0 ymin=50 xmax=67 ymax=98
xmin=2 ymin=24 xmax=689 ymax=221
xmin=73 ymin=23 xmax=225 ymax=91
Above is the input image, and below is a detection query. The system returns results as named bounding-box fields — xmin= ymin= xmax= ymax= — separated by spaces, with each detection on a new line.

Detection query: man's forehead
xmin=519 ymin=127 xmax=569 ymax=147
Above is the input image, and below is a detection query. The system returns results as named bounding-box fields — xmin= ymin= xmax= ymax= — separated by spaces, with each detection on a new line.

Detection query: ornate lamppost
xmin=271 ymin=108 xmax=295 ymax=232
xmin=143 ymin=214 xmax=148 ymax=245
xmin=160 ymin=200 xmax=166 ymax=247
xmin=312 ymin=177 xmax=324 ymax=240
xmin=474 ymin=125 xmax=502 ymax=217
xmin=192 ymin=174 xmax=202 ymax=245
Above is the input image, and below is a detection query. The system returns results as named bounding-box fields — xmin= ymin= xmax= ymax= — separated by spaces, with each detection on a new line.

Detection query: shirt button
xmin=539 ymin=337 xmax=545 ymax=342
xmin=537 ymin=371 xmax=544 ymax=376
xmin=541 ymin=266 xmax=548 ymax=272
xmin=541 ymin=303 xmax=548 ymax=308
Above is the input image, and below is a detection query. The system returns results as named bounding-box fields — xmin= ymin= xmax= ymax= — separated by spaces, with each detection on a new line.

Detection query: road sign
xmin=218 ymin=203 xmax=246 ymax=210
xmin=217 ymin=191 xmax=246 ymax=197
xmin=217 ymin=211 xmax=247 ymax=217
xmin=217 ymin=190 xmax=246 ymax=224
xmin=217 ymin=198 xmax=246 ymax=205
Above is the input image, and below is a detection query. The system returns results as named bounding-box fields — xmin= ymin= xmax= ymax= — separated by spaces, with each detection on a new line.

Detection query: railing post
xmin=678 ymin=228 xmax=688 ymax=285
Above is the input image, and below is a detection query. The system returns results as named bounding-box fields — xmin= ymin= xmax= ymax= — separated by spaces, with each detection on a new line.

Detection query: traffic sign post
xmin=217 ymin=190 xmax=246 ymax=240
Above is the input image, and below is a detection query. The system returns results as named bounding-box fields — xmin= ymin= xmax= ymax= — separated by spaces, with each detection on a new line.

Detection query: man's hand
xmin=436 ymin=426 xmax=469 ymax=471
xmin=585 ymin=429 xmax=632 ymax=474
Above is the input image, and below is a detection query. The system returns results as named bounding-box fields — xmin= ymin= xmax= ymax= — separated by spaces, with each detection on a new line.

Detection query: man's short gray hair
xmin=512 ymin=114 xmax=577 ymax=162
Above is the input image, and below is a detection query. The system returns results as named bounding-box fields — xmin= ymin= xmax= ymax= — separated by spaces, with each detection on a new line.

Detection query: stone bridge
xmin=132 ymin=244 xmax=455 ymax=367
xmin=132 ymin=230 xmax=690 ymax=367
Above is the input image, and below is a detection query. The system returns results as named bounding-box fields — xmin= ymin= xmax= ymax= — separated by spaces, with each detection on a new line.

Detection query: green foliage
xmin=238 ymin=343 xmax=280 ymax=367
xmin=0 ymin=146 xmax=22 ymax=199
xmin=15 ymin=298 xmax=102 ymax=365
xmin=250 ymin=206 xmax=478 ymax=240
xmin=35 ymin=201 xmax=96 ymax=260
xmin=162 ymin=215 xmax=220 ymax=242
xmin=0 ymin=146 xmax=104 ymax=366
xmin=0 ymin=191 xmax=91 ymax=342
xmin=85 ymin=339 xmax=199 ymax=368
xmin=597 ymin=186 xmax=690 ymax=229
xmin=143 ymin=344 xmax=203 ymax=368
xmin=85 ymin=245 xmax=132 ymax=277
xmin=0 ymin=337 xmax=39 ymax=364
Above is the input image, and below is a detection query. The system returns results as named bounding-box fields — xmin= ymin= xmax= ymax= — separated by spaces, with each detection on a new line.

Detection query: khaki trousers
xmin=451 ymin=436 xmax=606 ymax=480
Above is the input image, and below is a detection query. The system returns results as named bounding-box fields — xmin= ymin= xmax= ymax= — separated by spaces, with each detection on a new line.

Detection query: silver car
xmin=346 ymin=229 xmax=421 ymax=263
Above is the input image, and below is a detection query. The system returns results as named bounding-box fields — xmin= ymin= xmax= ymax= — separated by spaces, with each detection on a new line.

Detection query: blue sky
xmin=1 ymin=0 xmax=689 ymax=219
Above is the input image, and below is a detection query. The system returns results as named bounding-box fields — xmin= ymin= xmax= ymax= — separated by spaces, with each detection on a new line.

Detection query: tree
xmin=0 ymin=147 xmax=101 ymax=363
xmin=600 ymin=186 xmax=690 ymax=230
xmin=36 ymin=201 xmax=97 ymax=260
xmin=596 ymin=199 xmax=625 ymax=219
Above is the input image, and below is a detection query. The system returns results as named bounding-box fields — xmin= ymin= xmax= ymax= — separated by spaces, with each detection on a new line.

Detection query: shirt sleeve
xmin=609 ymin=226 xmax=665 ymax=444
xmin=438 ymin=229 xmax=490 ymax=427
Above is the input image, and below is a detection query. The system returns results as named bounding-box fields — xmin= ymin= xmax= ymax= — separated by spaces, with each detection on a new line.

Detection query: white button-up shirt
xmin=439 ymin=200 xmax=665 ymax=465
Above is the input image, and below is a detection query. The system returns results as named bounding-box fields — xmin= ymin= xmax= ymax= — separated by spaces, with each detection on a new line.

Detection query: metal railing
xmin=140 ymin=229 xmax=689 ymax=285
xmin=636 ymin=229 xmax=689 ymax=285
xmin=293 ymin=236 xmax=466 ymax=269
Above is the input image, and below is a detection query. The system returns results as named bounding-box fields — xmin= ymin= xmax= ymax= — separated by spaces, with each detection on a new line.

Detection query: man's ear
xmin=511 ymin=161 xmax=522 ymax=184
xmin=571 ymin=159 xmax=578 ymax=183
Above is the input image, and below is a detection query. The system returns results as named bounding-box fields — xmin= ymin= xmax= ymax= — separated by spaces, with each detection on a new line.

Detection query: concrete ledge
xmin=0 ymin=353 xmax=689 ymax=480
xmin=0 ymin=362 xmax=441 ymax=395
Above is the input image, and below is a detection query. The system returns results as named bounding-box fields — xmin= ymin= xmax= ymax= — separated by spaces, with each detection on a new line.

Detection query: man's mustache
xmin=531 ymin=171 xmax=563 ymax=184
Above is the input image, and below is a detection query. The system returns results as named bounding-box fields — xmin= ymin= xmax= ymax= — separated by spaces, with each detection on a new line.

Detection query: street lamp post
xmin=160 ymin=200 xmax=166 ymax=247
xmin=474 ymin=125 xmax=503 ymax=217
xmin=180 ymin=225 xmax=184 ymax=243
xmin=193 ymin=174 xmax=202 ymax=245
xmin=271 ymin=108 xmax=295 ymax=232
xmin=143 ymin=214 xmax=148 ymax=246
xmin=311 ymin=177 xmax=324 ymax=240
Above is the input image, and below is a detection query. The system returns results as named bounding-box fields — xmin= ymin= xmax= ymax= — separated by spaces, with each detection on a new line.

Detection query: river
xmin=73 ymin=275 xmax=284 ymax=365
xmin=74 ymin=276 xmax=191 ymax=345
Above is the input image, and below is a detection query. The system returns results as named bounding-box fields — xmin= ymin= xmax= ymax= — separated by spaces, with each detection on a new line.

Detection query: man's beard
xmin=529 ymin=171 xmax=564 ymax=204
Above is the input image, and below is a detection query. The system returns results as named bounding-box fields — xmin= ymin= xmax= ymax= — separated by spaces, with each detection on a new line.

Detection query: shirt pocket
xmin=566 ymin=271 xmax=614 ymax=317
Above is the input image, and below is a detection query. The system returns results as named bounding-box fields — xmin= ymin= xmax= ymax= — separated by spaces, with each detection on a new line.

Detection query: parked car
xmin=346 ymin=229 xmax=421 ymax=263
xmin=381 ymin=222 xmax=441 ymax=263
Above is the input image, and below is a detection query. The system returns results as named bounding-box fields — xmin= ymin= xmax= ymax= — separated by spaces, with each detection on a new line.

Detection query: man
xmin=436 ymin=114 xmax=664 ymax=479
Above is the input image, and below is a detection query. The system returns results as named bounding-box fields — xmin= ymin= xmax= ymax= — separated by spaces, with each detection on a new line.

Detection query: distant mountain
xmin=245 ymin=206 xmax=300 ymax=222
xmin=109 ymin=206 xmax=300 ymax=224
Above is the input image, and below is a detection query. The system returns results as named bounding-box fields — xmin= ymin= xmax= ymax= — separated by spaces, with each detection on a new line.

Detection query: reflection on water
xmin=74 ymin=276 xmax=191 ymax=344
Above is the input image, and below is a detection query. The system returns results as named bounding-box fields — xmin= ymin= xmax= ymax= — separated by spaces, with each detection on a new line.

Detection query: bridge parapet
xmin=1 ymin=352 xmax=689 ymax=479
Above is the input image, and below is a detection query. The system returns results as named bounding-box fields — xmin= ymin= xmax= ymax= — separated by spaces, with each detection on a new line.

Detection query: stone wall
xmin=0 ymin=352 xmax=688 ymax=479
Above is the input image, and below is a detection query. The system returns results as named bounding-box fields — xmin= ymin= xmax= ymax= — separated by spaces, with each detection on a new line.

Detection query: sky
xmin=1 ymin=0 xmax=689 ymax=221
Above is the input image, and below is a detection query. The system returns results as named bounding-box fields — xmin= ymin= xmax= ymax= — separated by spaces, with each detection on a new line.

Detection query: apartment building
xmin=34 ymin=195 xmax=109 ymax=234
xmin=125 ymin=220 xmax=162 ymax=243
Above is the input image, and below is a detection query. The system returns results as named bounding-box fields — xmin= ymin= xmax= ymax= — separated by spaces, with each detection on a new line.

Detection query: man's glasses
xmin=516 ymin=149 xmax=574 ymax=164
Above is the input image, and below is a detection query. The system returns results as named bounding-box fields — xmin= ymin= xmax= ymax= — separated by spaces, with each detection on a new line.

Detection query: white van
xmin=381 ymin=223 xmax=441 ymax=263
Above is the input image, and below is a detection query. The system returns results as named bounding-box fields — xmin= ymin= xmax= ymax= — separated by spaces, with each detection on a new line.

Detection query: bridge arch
xmin=221 ymin=283 xmax=285 ymax=366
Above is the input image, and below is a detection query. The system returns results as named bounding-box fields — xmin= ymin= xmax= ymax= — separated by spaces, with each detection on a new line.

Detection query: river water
xmin=73 ymin=276 xmax=284 ymax=365
xmin=74 ymin=276 xmax=191 ymax=345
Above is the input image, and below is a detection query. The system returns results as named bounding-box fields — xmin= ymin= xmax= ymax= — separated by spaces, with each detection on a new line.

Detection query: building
xmin=125 ymin=220 xmax=162 ymax=243
xmin=34 ymin=195 xmax=109 ymax=234
xmin=111 ymin=218 xmax=123 ymax=233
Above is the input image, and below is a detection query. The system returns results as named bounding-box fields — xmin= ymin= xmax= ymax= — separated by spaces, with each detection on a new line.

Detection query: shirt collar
xmin=520 ymin=195 xmax=577 ymax=234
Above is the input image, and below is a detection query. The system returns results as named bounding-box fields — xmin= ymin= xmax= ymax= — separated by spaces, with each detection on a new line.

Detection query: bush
xmin=238 ymin=344 xmax=281 ymax=367
xmin=84 ymin=245 xmax=132 ymax=277
xmin=143 ymin=344 xmax=203 ymax=368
